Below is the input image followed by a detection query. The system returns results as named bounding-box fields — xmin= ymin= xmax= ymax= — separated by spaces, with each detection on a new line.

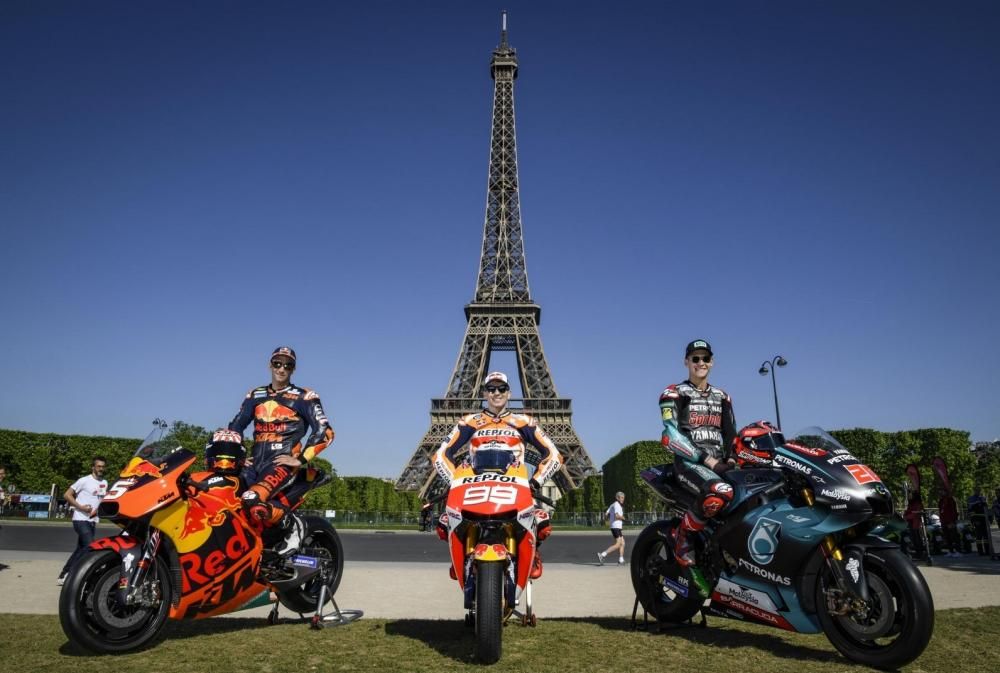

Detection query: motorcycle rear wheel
xmin=59 ymin=549 xmax=170 ymax=654
xmin=816 ymin=547 xmax=934 ymax=670
xmin=277 ymin=516 xmax=344 ymax=614
xmin=630 ymin=519 xmax=705 ymax=623
xmin=474 ymin=560 xmax=504 ymax=664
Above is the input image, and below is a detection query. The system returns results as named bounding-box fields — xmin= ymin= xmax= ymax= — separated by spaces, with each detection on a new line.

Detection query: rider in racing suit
xmin=229 ymin=346 xmax=335 ymax=556
xmin=433 ymin=371 xmax=563 ymax=577
xmin=660 ymin=339 xmax=737 ymax=596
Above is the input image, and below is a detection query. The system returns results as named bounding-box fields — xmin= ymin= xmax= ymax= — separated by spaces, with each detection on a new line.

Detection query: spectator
xmin=938 ymin=491 xmax=961 ymax=557
xmin=597 ymin=492 xmax=626 ymax=565
xmin=903 ymin=491 xmax=925 ymax=557
xmin=57 ymin=457 xmax=108 ymax=586
xmin=968 ymin=487 xmax=989 ymax=556
xmin=0 ymin=465 xmax=7 ymax=515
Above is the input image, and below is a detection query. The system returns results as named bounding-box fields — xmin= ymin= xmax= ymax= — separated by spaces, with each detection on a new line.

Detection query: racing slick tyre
xmin=816 ymin=547 xmax=934 ymax=670
xmin=474 ymin=560 xmax=504 ymax=664
xmin=630 ymin=519 xmax=704 ymax=623
xmin=59 ymin=549 xmax=171 ymax=654
xmin=277 ymin=516 xmax=344 ymax=614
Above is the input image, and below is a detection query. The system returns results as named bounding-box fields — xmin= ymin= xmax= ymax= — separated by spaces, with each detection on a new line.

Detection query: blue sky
xmin=1 ymin=1 xmax=998 ymax=478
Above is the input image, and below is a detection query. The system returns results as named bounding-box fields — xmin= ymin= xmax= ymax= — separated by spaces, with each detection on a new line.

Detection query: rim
xmin=824 ymin=559 xmax=911 ymax=650
xmin=639 ymin=537 xmax=690 ymax=605
xmin=78 ymin=554 xmax=163 ymax=643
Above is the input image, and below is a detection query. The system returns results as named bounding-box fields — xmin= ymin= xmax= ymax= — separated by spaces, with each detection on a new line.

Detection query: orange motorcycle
xmin=435 ymin=449 xmax=553 ymax=663
xmin=59 ymin=423 xmax=345 ymax=653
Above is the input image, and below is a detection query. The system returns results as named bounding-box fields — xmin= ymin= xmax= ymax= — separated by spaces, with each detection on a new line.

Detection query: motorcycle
xmin=59 ymin=424 xmax=345 ymax=653
xmin=435 ymin=449 xmax=552 ymax=664
xmin=631 ymin=427 xmax=934 ymax=670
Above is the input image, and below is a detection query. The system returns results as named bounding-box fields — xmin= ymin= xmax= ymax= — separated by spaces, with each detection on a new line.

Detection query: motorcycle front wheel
xmin=630 ymin=519 xmax=705 ymax=623
xmin=816 ymin=547 xmax=934 ymax=670
xmin=59 ymin=549 xmax=170 ymax=654
xmin=276 ymin=516 xmax=344 ymax=614
xmin=474 ymin=560 xmax=504 ymax=664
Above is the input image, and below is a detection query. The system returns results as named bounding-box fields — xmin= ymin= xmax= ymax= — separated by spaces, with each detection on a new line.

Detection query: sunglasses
xmin=689 ymin=355 xmax=712 ymax=364
xmin=270 ymin=361 xmax=295 ymax=371
xmin=485 ymin=385 xmax=510 ymax=394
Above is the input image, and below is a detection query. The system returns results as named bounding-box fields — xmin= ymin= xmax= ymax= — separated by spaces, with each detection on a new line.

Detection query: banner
xmin=905 ymin=464 xmax=921 ymax=493
xmin=931 ymin=456 xmax=952 ymax=495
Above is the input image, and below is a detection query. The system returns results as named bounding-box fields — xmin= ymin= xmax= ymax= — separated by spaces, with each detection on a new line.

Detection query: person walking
xmin=597 ymin=491 xmax=626 ymax=565
xmin=57 ymin=456 xmax=108 ymax=585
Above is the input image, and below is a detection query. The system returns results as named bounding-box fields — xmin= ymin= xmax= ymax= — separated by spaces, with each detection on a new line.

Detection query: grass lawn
xmin=0 ymin=607 xmax=997 ymax=673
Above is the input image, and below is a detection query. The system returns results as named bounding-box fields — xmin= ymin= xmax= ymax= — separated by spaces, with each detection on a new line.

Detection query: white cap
xmin=484 ymin=372 xmax=509 ymax=386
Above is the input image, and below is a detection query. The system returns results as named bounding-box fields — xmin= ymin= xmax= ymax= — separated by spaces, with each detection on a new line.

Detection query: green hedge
xmin=600 ymin=440 xmax=667 ymax=511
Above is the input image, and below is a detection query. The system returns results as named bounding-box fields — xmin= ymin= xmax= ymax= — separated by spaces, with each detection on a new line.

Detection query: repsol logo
xmin=475 ymin=429 xmax=519 ymax=437
xmin=738 ymin=558 xmax=792 ymax=585
xmin=461 ymin=474 xmax=518 ymax=484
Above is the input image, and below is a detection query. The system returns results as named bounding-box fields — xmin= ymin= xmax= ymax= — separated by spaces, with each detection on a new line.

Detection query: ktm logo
xmin=255 ymin=401 xmax=299 ymax=423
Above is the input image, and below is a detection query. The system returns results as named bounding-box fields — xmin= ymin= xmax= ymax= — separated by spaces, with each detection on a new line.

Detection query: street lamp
xmin=758 ymin=356 xmax=788 ymax=430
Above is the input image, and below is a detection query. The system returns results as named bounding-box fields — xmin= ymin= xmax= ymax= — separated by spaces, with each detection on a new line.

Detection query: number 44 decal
xmin=463 ymin=485 xmax=518 ymax=505
xmin=846 ymin=464 xmax=881 ymax=485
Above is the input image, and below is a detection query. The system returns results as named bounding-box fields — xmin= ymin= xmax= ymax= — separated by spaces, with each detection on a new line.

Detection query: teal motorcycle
xmin=631 ymin=427 xmax=933 ymax=670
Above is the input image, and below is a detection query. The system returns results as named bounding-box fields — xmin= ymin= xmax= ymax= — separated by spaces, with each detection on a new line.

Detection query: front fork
xmin=801 ymin=488 xmax=871 ymax=615
xmin=462 ymin=524 xmax=517 ymax=611
xmin=118 ymin=529 xmax=162 ymax=608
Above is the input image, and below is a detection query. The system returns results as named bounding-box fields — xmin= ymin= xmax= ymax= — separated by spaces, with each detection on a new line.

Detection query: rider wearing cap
xmin=659 ymin=339 xmax=737 ymax=595
xmin=229 ymin=347 xmax=335 ymax=556
xmin=433 ymin=372 xmax=563 ymax=489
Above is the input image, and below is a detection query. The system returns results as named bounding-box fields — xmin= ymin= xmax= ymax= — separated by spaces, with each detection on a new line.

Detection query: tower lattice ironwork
xmin=397 ymin=15 xmax=596 ymax=496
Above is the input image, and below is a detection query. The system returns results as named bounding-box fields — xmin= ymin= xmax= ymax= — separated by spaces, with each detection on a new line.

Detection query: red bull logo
xmin=255 ymin=400 xmax=299 ymax=423
xmin=120 ymin=457 xmax=163 ymax=479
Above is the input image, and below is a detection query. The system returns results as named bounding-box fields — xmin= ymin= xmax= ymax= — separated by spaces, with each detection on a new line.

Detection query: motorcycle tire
xmin=474 ymin=560 xmax=504 ymax=664
xmin=276 ymin=516 xmax=344 ymax=614
xmin=630 ymin=519 xmax=705 ymax=623
xmin=816 ymin=547 xmax=934 ymax=670
xmin=59 ymin=549 xmax=171 ymax=654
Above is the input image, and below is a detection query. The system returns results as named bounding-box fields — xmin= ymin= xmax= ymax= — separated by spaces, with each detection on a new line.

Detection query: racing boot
xmin=273 ymin=513 xmax=304 ymax=557
xmin=673 ymin=513 xmax=711 ymax=598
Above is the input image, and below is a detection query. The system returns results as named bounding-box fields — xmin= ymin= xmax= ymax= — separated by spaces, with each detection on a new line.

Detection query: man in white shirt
xmin=57 ymin=456 xmax=108 ymax=585
xmin=597 ymin=491 xmax=626 ymax=565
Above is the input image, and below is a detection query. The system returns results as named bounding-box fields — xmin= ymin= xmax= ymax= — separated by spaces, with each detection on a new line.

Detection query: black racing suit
xmin=659 ymin=381 xmax=737 ymax=548
xmin=229 ymin=383 xmax=334 ymax=527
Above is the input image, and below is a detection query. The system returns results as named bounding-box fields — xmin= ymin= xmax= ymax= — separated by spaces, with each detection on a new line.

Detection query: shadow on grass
xmin=383 ymin=615 xmax=842 ymax=666
xmin=384 ymin=618 xmax=478 ymax=664
xmin=56 ymin=616 xmax=302 ymax=657
xmin=558 ymin=616 xmax=843 ymax=664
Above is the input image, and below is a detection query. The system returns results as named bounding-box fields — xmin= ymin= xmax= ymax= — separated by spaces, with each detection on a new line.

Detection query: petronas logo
xmin=748 ymin=518 xmax=782 ymax=565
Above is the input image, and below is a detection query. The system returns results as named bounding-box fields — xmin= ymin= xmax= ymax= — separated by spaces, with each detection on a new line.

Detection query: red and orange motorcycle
xmin=59 ymin=423 xmax=346 ymax=653
xmin=435 ymin=449 xmax=553 ymax=663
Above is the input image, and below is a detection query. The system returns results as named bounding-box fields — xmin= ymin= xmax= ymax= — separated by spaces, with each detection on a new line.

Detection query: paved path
xmin=2 ymin=548 xmax=999 ymax=620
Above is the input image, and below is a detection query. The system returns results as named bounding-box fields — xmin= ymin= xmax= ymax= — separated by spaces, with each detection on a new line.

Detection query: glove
xmin=529 ymin=478 xmax=541 ymax=492
xmin=711 ymin=460 xmax=733 ymax=476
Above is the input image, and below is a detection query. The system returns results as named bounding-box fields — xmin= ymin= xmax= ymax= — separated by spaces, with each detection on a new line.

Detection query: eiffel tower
xmin=397 ymin=14 xmax=596 ymax=497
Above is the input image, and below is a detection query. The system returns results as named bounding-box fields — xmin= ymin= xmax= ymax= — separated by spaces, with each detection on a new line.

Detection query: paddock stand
xmin=267 ymin=583 xmax=364 ymax=630
xmin=630 ymin=595 xmax=706 ymax=634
